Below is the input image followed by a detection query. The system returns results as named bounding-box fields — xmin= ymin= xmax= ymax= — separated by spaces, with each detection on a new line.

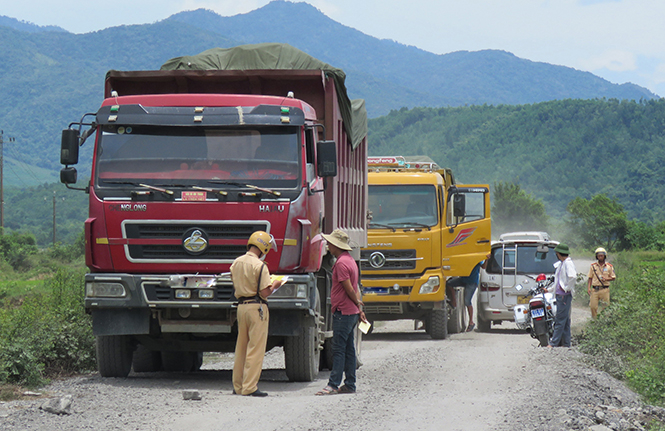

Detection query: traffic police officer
xmin=587 ymin=247 xmax=616 ymax=318
xmin=230 ymin=231 xmax=284 ymax=397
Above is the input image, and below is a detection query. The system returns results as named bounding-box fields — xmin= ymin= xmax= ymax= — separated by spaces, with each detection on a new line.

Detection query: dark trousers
xmin=328 ymin=311 xmax=359 ymax=391
xmin=550 ymin=294 xmax=572 ymax=347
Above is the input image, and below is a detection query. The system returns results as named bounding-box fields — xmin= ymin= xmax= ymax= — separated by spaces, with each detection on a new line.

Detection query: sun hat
xmin=554 ymin=243 xmax=570 ymax=255
xmin=322 ymin=229 xmax=352 ymax=251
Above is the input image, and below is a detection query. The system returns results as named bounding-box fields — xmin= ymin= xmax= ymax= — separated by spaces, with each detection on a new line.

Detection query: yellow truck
xmin=361 ymin=156 xmax=491 ymax=339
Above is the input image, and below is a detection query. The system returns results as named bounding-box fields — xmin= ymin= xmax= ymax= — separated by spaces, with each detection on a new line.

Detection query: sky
xmin=1 ymin=0 xmax=664 ymax=97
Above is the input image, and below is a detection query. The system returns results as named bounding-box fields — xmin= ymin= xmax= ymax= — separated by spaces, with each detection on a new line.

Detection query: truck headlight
xmin=271 ymin=283 xmax=308 ymax=299
xmin=198 ymin=289 xmax=214 ymax=299
xmin=86 ymin=282 xmax=127 ymax=298
xmin=175 ymin=289 xmax=191 ymax=299
xmin=419 ymin=276 xmax=440 ymax=294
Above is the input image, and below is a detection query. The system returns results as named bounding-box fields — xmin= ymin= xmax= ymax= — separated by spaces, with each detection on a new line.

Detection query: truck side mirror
xmin=60 ymin=166 xmax=78 ymax=184
xmin=316 ymin=140 xmax=337 ymax=177
xmin=453 ymin=194 xmax=466 ymax=217
xmin=61 ymin=129 xmax=80 ymax=165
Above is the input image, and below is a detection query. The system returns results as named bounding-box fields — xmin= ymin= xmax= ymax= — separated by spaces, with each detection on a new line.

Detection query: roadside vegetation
xmin=578 ymin=251 xmax=665 ymax=407
xmin=0 ymin=229 xmax=94 ymax=395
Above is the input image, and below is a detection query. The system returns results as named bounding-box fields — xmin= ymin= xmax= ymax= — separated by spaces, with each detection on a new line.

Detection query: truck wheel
xmin=429 ymin=308 xmax=449 ymax=340
xmin=355 ymin=324 xmax=363 ymax=369
xmin=132 ymin=344 xmax=162 ymax=373
xmin=447 ymin=290 xmax=466 ymax=334
xmin=96 ymin=335 xmax=133 ymax=378
xmin=320 ymin=338 xmax=334 ymax=371
xmin=285 ymin=325 xmax=320 ymax=381
xmin=477 ymin=313 xmax=491 ymax=332
xmin=161 ymin=351 xmax=195 ymax=372
xmin=286 ymin=288 xmax=321 ymax=381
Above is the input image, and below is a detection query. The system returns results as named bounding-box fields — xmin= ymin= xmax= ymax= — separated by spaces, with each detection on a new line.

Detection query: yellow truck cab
xmin=361 ymin=156 xmax=491 ymax=339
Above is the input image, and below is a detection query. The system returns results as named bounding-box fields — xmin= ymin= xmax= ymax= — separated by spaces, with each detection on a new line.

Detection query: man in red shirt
xmin=316 ymin=229 xmax=366 ymax=395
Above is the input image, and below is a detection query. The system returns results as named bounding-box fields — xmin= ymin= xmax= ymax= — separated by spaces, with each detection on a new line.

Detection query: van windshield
xmin=368 ymin=184 xmax=438 ymax=227
xmin=95 ymin=125 xmax=300 ymax=189
xmin=486 ymin=244 xmax=559 ymax=275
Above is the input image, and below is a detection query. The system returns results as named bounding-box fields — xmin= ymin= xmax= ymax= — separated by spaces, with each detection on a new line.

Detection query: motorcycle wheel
xmin=537 ymin=333 xmax=549 ymax=347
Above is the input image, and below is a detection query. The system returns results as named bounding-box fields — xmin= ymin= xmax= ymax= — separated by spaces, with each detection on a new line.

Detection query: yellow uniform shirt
xmin=588 ymin=262 xmax=615 ymax=287
xmin=230 ymin=252 xmax=272 ymax=298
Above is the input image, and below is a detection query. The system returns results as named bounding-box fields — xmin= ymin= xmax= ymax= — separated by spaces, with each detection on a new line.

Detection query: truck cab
xmin=361 ymin=156 xmax=491 ymax=338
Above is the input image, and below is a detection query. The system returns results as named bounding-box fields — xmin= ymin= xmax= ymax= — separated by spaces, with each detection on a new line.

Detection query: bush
xmin=0 ymin=267 xmax=95 ymax=387
xmin=578 ymin=253 xmax=665 ymax=405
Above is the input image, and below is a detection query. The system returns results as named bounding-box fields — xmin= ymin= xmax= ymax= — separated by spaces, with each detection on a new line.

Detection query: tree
xmin=491 ymin=182 xmax=549 ymax=236
xmin=566 ymin=194 xmax=628 ymax=250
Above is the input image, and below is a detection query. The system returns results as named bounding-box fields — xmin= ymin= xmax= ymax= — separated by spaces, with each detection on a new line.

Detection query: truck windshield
xmin=368 ymin=185 xmax=438 ymax=227
xmin=95 ymin=125 xmax=300 ymax=188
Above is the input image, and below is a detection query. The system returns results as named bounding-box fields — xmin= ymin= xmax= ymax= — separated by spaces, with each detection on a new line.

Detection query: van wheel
xmin=429 ymin=308 xmax=449 ymax=340
xmin=477 ymin=314 xmax=491 ymax=332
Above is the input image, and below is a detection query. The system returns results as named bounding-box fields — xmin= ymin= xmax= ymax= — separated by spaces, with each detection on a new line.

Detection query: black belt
xmin=237 ymin=296 xmax=266 ymax=305
xmin=592 ymin=286 xmax=608 ymax=291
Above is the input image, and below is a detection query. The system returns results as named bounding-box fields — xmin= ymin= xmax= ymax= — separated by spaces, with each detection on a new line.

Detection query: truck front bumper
xmin=85 ymin=273 xmax=316 ymax=337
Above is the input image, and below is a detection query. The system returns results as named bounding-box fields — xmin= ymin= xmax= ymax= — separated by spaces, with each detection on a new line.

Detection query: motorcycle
xmin=513 ymin=274 xmax=557 ymax=347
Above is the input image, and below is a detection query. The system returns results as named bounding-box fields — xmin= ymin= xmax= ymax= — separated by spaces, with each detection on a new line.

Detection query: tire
xmin=192 ymin=352 xmax=203 ymax=371
xmin=96 ymin=335 xmax=133 ymax=378
xmin=477 ymin=313 xmax=491 ymax=332
xmin=447 ymin=290 xmax=466 ymax=334
xmin=320 ymin=338 xmax=334 ymax=371
xmin=285 ymin=325 xmax=320 ymax=381
xmin=429 ymin=307 xmax=449 ymax=340
xmin=161 ymin=351 xmax=195 ymax=372
xmin=132 ymin=344 xmax=162 ymax=373
xmin=285 ymin=289 xmax=321 ymax=382
xmin=355 ymin=324 xmax=363 ymax=369
xmin=537 ymin=333 xmax=549 ymax=347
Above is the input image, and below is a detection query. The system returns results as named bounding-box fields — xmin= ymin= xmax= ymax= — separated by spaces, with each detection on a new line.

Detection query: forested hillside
xmin=369 ymin=98 xmax=665 ymax=221
xmin=0 ymin=0 xmax=656 ymax=183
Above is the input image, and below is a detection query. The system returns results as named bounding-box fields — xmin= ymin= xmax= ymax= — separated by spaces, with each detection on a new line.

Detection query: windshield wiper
xmin=154 ymin=184 xmax=229 ymax=197
xmin=388 ymin=222 xmax=431 ymax=231
xmin=208 ymin=181 xmax=281 ymax=197
xmin=369 ymin=222 xmax=396 ymax=232
xmin=102 ymin=181 xmax=174 ymax=195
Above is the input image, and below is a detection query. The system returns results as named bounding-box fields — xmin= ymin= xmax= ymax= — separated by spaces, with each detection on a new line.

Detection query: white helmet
xmin=595 ymin=247 xmax=607 ymax=256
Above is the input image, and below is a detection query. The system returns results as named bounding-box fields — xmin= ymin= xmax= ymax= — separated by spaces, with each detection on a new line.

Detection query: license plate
xmin=517 ymin=296 xmax=532 ymax=304
xmin=185 ymin=276 xmax=216 ymax=288
xmin=531 ymin=307 xmax=545 ymax=318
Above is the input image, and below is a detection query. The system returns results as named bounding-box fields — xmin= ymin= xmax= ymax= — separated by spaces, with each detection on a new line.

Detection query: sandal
xmin=466 ymin=323 xmax=475 ymax=332
xmin=315 ymin=385 xmax=338 ymax=395
xmin=338 ymin=385 xmax=356 ymax=394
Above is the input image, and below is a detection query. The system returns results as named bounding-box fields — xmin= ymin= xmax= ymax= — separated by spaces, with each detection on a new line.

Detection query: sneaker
xmin=246 ymin=389 xmax=268 ymax=397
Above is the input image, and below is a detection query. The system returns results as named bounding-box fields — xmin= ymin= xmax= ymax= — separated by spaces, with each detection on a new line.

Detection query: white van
xmin=477 ymin=232 xmax=559 ymax=331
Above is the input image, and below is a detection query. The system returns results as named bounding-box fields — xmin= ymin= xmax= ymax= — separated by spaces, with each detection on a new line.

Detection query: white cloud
xmin=581 ymin=50 xmax=638 ymax=73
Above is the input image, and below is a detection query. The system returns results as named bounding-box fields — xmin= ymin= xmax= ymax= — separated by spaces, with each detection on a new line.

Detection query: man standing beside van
xmin=587 ymin=247 xmax=615 ymax=318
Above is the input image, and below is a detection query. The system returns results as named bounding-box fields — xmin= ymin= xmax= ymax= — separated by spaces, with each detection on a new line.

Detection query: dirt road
xmin=2 ymin=310 xmax=658 ymax=431
xmin=2 ymin=257 xmax=663 ymax=430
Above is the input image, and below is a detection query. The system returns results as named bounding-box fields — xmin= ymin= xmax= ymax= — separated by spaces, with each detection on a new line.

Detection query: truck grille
xmin=364 ymin=302 xmax=404 ymax=315
xmin=143 ymin=282 xmax=235 ymax=302
xmin=123 ymin=221 xmax=268 ymax=262
xmin=360 ymin=249 xmax=418 ymax=271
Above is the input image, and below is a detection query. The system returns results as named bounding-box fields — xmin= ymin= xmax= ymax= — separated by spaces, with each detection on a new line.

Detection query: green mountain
xmin=368 ymin=98 xmax=665 ymax=222
xmin=0 ymin=1 xmax=662 ymax=244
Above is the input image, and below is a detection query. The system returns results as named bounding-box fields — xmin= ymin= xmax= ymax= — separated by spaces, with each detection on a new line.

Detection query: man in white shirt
xmin=549 ymin=243 xmax=577 ymax=347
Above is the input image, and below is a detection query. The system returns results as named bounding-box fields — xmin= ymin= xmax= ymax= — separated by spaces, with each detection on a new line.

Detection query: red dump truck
xmin=59 ymin=44 xmax=368 ymax=381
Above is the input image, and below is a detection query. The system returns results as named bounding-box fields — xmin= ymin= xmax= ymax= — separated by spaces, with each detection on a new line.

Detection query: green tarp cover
xmin=161 ymin=43 xmax=367 ymax=150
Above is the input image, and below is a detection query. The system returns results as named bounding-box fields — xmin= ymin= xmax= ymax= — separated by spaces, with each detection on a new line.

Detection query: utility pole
xmin=53 ymin=191 xmax=56 ymax=246
xmin=0 ymin=130 xmax=16 ymax=231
